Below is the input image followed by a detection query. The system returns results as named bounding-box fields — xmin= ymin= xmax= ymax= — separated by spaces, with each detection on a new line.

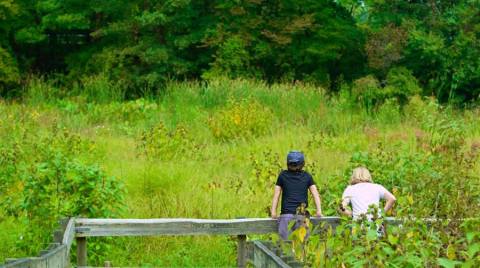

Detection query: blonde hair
xmin=350 ymin=167 xmax=373 ymax=185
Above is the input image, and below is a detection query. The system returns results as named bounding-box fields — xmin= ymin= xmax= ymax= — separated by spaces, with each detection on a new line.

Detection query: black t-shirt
xmin=275 ymin=170 xmax=315 ymax=215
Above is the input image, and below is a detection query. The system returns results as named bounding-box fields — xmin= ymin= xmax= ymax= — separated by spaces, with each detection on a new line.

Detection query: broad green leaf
xmin=437 ymin=258 xmax=463 ymax=268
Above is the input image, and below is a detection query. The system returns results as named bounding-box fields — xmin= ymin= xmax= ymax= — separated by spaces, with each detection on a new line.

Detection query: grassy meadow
xmin=1 ymin=78 xmax=479 ymax=267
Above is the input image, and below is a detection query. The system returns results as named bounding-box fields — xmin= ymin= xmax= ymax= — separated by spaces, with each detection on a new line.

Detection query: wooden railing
xmin=1 ymin=217 xmax=405 ymax=268
xmin=74 ymin=217 xmax=403 ymax=267
xmin=2 ymin=218 xmax=75 ymax=268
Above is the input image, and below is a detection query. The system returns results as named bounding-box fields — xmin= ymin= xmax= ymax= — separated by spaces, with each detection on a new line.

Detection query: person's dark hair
xmin=287 ymin=162 xmax=304 ymax=171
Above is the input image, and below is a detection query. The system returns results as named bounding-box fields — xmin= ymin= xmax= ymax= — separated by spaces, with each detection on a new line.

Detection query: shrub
xmin=23 ymin=76 xmax=61 ymax=105
xmin=404 ymin=95 xmax=439 ymax=122
xmin=420 ymin=110 xmax=466 ymax=154
xmin=404 ymin=96 xmax=467 ymax=154
xmin=304 ymin=216 xmax=480 ymax=267
xmin=137 ymin=122 xmax=200 ymax=160
xmin=351 ymin=75 xmax=382 ymax=110
xmin=365 ymin=24 xmax=408 ymax=74
xmin=351 ymin=68 xmax=422 ymax=110
xmin=81 ymin=98 xmax=159 ymax=127
xmin=384 ymin=67 xmax=422 ymax=104
xmin=81 ymin=73 xmax=126 ymax=103
xmin=0 ymin=47 xmax=20 ymax=96
xmin=376 ymin=98 xmax=401 ymax=125
xmin=202 ymin=36 xmax=259 ymax=80
xmin=0 ymin=120 xmax=125 ymax=259
xmin=208 ymin=99 xmax=273 ymax=141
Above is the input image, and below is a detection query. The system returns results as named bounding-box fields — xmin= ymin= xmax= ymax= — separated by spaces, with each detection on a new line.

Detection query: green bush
xmin=23 ymin=76 xmax=61 ymax=105
xmin=351 ymin=75 xmax=381 ymax=110
xmin=208 ymin=99 xmax=273 ymax=141
xmin=0 ymin=47 xmax=20 ymax=96
xmin=248 ymin=150 xmax=282 ymax=197
xmin=405 ymin=96 xmax=467 ymax=153
xmin=376 ymin=98 xmax=401 ymax=125
xmin=351 ymin=68 xmax=421 ymax=110
xmin=81 ymin=73 xmax=126 ymax=103
xmin=304 ymin=216 xmax=480 ymax=267
xmin=404 ymin=95 xmax=439 ymax=122
xmin=0 ymin=120 xmax=125 ymax=259
xmin=203 ymin=36 xmax=258 ymax=80
xmin=384 ymin=67 xmax=422 ymax=104
xmin=85 ymin=98 xmax=159 ymax=125
xmin=137 ymin=122 xmax=200 ymax=160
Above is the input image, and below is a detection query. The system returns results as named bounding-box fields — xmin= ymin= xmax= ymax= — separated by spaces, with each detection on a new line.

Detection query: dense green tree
xmin=0 ymin=0 xmax=19 ymax=94
xmin=12 ymin=0 xmax=93 ymax=72
xmin=365 ymin=0 xmax=480 ymax=102
xmin=8 ymin=0 xmax=216 ymax=96
xmin=0 ymin=0 xmax=479 ymax=102
xmin=76 ymin=0 xmax=217 ymax=95
xmin=206 ymin=0 xmax=365 ymax=87
xmin=365 ymin=24 xmax=408 ymax=77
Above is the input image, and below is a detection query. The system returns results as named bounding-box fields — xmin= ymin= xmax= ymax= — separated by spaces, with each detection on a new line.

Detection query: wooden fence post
xmin=237 ymin=234 xmax=247 ymax=268
xmin=76 ymin=237 xmax=87 ymax=267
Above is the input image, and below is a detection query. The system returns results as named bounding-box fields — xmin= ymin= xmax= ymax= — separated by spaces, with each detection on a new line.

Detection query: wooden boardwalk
xmin=0 ymin=217 xmax=405 ymax=268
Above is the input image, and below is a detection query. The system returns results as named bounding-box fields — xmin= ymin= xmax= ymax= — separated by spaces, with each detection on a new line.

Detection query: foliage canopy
xmin=1 ymin=0 xmax=478 ymax=102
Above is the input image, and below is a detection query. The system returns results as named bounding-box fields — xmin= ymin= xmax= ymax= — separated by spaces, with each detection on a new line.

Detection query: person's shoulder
xmin=344 ymin=184 xmax=354 ymax=191
xmin=301 ymin=170 xmax=313 ymax=177
xmin=345 ymin=183 xmax=361 ymax=192
xmin=373 ymin=183 xmax=388 ymax=192
xmin=372 ymin=183 xmax=387 ymax=189
xmin=278 ymin=170 xmax=289 ymax=178
xmin=342 ymin=185 xmax=353 ymax=196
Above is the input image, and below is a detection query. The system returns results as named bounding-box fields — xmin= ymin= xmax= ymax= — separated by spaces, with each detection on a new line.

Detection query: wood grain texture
xmin=237 ymin=235 xmax=247 ymax=268
xmin=62 ymin=218 xmax=75 ymax=254
xmin=74 ymin=217 xmax=403 ymax=237
xmin=76 ymin=237 xmax=87 ymax=267
xmin=252 ymin=241 xmax=291 ymax=268
xmin=2 ymin=246 xmax=67 ymax=268
xmin=75 ymin=218 xmax=278 ymax=237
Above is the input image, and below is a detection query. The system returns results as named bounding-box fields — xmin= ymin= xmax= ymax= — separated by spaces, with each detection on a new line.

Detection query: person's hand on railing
xmin=271 ymin=212 xmax=278 ymax=219
xmin=315 ymin=210 xmax=323 ymax=217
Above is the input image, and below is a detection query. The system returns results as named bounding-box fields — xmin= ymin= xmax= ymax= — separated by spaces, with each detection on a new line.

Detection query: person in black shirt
xmin=270 ymin=151 xmax=322 ymax=240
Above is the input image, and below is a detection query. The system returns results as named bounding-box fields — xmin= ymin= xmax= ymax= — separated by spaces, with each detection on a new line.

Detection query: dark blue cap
xmin=287 ymin=151 xmax=304 ymax=165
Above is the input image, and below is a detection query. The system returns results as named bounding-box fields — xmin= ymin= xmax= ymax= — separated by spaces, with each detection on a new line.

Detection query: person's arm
xmin=340 ymin=197 xmax=353 ymax=217
xmin=309 ymin=185 xmax=323 ymax=217
xmin=271 ymin=185 xmax=282 ymax=219
xmin=383 ymin=190 xmax=396 ymax=214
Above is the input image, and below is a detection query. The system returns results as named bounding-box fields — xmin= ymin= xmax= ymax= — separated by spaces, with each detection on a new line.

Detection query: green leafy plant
xmin=137 ymin=122 xmax=200 ymax=160
xmin=208 ymin=99 xmax=273 ymax=141
xmin=0 ymin=119 xmax=125 ymax=264
xmin=351 ymin=75 xmax=382 ymax=110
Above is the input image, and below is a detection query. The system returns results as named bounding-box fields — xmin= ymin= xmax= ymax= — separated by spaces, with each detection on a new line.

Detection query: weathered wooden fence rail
xmin=250 ymin=240 xmax=300 ymax=268
xmin=2 ymin=218 xmax=75 ymax=268
xmin=73 ymin=217 xmax=403 ymax=267
xmin=0 ymin=217 xmax=407 ymax=268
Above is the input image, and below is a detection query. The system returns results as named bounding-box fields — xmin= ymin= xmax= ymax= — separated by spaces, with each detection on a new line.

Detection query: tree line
xmin=0 ymin=0 xmax=479 ymax=102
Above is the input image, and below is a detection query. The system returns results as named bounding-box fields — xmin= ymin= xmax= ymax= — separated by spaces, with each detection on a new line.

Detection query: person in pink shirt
xmin=340 ymin=167 xmax=396 ymax=220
